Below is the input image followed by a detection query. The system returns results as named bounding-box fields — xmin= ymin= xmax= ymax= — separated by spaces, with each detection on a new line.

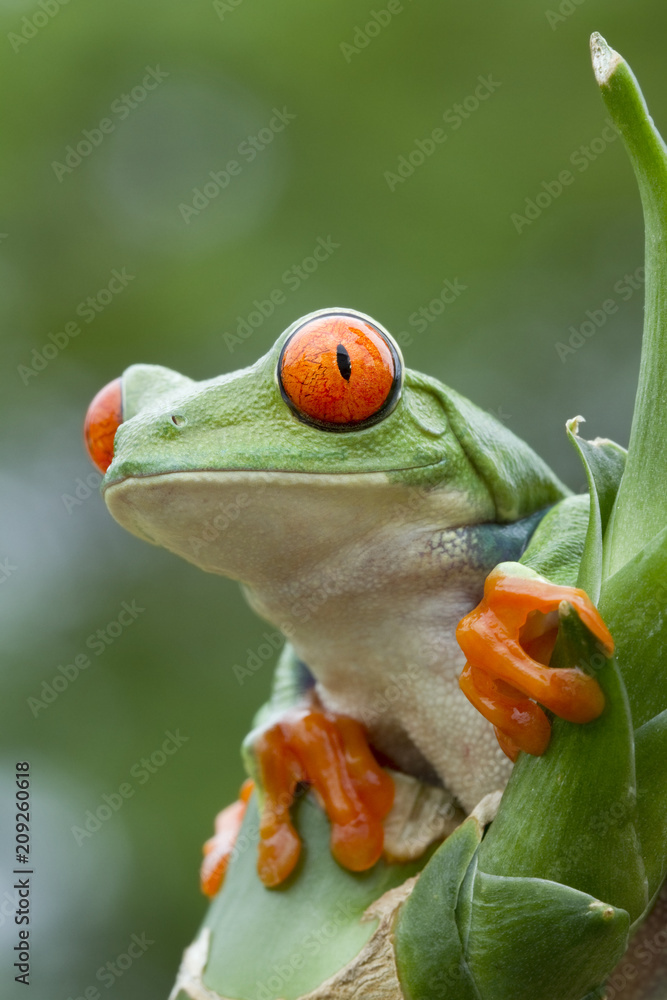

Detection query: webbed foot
xmin=250 ymin=702 xmax=394 ymax=887
xmin=457 ymin=567 xmax=612 ymax=760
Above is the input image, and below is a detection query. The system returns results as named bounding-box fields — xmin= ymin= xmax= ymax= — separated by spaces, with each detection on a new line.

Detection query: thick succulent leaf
xmin=634 ymin=710 xmax=667 ymax=901
xmin=464 ymin=872 xmax=629 ymax=1000
xmin=599 ymin=523 xmax=667 ymax=729
xmin=197 ymin=793 xmax=429 ymax=1000
xmin=395 ymin=816 xmax=482 ymax=1000
xmin=476 ymin=607 xmax=647 ymax=923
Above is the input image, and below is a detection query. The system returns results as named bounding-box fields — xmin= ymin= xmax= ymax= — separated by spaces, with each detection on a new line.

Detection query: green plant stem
xmin=591 ymin=33 xmax=667 ymax=578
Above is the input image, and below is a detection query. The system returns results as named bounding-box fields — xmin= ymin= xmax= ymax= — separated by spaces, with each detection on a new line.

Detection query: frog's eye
xmin=278 ymin=313 xmax=402 ymax=430
xmin=84 ymin=378 xmax=123 ymax=473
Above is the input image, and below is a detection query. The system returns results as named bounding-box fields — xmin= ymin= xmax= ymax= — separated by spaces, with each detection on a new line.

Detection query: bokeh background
xmin=1 ymin=1 xmax=666 ymax=996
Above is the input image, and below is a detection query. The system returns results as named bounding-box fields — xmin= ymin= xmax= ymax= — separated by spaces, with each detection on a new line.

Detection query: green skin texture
xmin=103 ymin=35 xmax=667 ymax=1000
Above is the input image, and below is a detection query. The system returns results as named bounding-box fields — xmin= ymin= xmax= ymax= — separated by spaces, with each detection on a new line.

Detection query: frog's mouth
xmin=104 ymin=468 xmax=484 ymax=582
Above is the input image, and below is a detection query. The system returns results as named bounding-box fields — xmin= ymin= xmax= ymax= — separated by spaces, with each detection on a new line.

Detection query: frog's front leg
xmin=457 ymin=498 xmax=614 ymax=761
xmin=249 ymin=698 xmax=394 ymax=887
xmin=201 ymin=643 xmax=394 ymax=895
xmin=201 ymin=778 xmax=255 ymax=897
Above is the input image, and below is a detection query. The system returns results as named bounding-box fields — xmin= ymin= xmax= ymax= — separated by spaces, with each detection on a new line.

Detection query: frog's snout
xmin=84 ymin=377 xmax=123 ymax=473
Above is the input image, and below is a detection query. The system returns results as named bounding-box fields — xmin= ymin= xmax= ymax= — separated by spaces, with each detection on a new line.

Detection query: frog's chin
xmin=103 ymin=469 xmax=487 ymax=582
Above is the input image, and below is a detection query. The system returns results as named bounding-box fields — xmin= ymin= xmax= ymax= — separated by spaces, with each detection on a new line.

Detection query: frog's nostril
xmin=84 ymin=378 xmax=123 ymax=473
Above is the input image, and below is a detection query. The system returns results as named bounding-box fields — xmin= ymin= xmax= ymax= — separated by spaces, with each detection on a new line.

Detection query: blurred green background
xmin=1 ymin=0 xmax=665 ymax=996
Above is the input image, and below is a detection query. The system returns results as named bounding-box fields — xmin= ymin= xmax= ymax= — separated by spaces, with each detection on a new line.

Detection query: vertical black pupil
xmin=336 ymin=344 xmax=352 ymax=381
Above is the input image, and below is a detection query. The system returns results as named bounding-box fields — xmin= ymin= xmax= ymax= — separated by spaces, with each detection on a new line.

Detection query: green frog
xmin=84 ymin=307 xmax=609 ymax=892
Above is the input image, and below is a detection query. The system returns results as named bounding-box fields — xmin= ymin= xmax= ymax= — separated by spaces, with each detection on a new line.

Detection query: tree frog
xmin=84 ymin=307 xmax=611 ymax=894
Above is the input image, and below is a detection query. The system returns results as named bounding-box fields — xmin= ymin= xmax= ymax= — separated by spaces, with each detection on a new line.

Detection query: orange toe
xmin=493 ymin=726 xmax=521 ymax=764
xmin=457 ymin=569 xmax=610 ymax=760
xmin=253 ymin=704 xmax=394 ymax=887
xmin=200 ymin=779 xmax=254 ymax=897
xmin=459 ymin=662 xmax=551 ymax=756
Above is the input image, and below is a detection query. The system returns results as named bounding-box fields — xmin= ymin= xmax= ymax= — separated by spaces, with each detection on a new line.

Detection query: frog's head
xmin=85 ymin=308 xmax=566 ymax=581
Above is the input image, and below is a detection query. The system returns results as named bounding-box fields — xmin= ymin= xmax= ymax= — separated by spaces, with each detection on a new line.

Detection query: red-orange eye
xmin=84 ymin=378 xmax=123 ymax=473
xmin=278 ymin=313 xmax=402 ymax=429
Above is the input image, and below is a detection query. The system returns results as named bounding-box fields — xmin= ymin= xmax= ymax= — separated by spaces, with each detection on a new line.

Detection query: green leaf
xmin=465 ymin=873 xmax=629 ymax=1000
xmin=198 ymin=793 xmax=429 ymax=1000
xmin=634 ymin=710 xmax=667 ymax=900
xmin=599 ymin=522 xmax=667 ymax=729
xmin=395 ymin=816 xmax=482 ymax=1000
xmin=590 ymin=35 xmax=667 ymax=578
xmin=565 ymin=419 xmax=626 ymax=603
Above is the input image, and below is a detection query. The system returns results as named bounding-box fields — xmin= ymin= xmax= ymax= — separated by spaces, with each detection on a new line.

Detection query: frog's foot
xmin=201 ymin=779 xmax=254 ymax=898
xmin=457 ymin=567 xmax=613 ymax=761
xmin=252 ymin=705 xmax=395 ymax=888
